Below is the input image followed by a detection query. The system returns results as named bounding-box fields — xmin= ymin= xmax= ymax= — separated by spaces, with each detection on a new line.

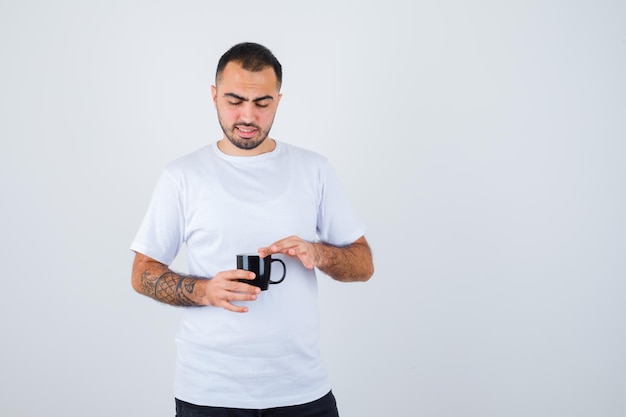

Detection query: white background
xmin=1 ymin=1 xmax=625 ymax=416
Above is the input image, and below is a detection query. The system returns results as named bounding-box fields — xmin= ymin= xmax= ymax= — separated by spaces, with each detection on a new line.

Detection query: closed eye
xmin=253 ymin=95 xmax=273 ymax=108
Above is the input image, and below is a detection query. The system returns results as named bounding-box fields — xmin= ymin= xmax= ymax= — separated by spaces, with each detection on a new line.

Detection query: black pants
xmin=175 ymin=391 xmax=340 ymax=417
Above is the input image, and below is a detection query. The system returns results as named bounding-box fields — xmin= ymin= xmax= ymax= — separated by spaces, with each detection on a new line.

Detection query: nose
xmin=240 ymin=102 xmax=256 ymax=123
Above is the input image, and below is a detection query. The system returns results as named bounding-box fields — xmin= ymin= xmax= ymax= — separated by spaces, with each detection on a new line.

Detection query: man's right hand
xmin=199 ymin=269 xmax=261 ymax=313
xmin=131 ymin=252 xmax=260 ymax=312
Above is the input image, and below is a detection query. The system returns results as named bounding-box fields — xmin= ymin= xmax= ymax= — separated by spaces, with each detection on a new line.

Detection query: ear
xmin=211 ymin=85 xmax=218 ymax=108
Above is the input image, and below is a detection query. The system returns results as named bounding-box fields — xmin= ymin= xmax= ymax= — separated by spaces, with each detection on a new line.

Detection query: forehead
xmin=217 ymin=61 xmax=280 ymax=94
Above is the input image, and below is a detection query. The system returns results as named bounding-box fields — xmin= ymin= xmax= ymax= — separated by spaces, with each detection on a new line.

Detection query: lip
xmin=235 ymin=125 xmax=258 ymax=139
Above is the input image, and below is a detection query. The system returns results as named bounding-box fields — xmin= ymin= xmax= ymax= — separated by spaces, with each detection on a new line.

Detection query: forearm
xmin=313 ymin=237 xmax=374 ymax=282
xmin=131 ymin=253 xmax=205 ymax=307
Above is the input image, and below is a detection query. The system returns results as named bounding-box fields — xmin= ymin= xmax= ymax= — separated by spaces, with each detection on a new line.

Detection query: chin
xmin=229 ymin=135 xmax=267 ymax=150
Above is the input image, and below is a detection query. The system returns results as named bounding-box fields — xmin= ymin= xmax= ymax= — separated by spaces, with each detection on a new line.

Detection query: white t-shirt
xmin=131 ymin=141 xmax=366 ymax=408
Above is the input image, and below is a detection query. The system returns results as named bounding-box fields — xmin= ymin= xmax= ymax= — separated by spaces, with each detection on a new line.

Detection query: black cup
xmin=237 ymin=254 xmax=286 ymax=291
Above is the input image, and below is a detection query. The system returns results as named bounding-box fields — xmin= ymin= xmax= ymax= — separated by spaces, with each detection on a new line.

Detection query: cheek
xmin=260 ymin=108 xmax=278 ymax=125
xmin=218 ymin=107 xmax=237 ymax=123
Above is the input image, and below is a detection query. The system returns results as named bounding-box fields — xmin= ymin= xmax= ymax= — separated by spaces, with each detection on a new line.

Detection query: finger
xmin=217 ymin=270 xmax=256 ymax=281
xmin=257 ymin=244 xmax=282 ymax=256
xmin=273 ymin=245 xmax=314 ymax=269
xmin=275 ymin=242 xmax=301 ymax=256
xmin=216 ymin=286 xmax=260 ymax=312
xmin=237 ymin=272 xmax=257 ymax=281
xmin=260 ymin=236 xmax=300 ymax=254
xmin=288 ymin=243 xmax=316 ymax=269
xmin=221 ymin=301 xmax=250 ymax=313
xmin=230 ymin=281 xmax=261 ymax=295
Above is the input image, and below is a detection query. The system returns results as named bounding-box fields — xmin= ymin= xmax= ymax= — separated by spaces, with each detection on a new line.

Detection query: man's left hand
xmin=258 ymin=235 xmax=319 ymax=270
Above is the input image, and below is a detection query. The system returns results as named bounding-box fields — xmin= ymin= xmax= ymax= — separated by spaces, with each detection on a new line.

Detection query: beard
xmin=218 ymin=117 xmax=273 ymax=151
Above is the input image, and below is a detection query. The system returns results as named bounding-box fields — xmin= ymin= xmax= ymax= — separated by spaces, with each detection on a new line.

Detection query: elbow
xmin=130 ymin=252 xmax=149 ymax=294
xmin=348 ymin=260 xmax=374 ymax=282
xmin=131 ymin=251 xmax=162 ymax=295
xmin=356 ymin=237 xmax=373 ymax=282
xmin=366 ymin=264 xmax=375 ymax=281
xmin=361 ymin=262 xmax=374 ymax=282
xmin=131 ymin=271 xmax=143 ymax=294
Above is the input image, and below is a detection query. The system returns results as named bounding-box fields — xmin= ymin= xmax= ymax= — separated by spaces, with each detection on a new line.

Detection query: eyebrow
xmin=224 ymin=93 xmax=274 ymax=103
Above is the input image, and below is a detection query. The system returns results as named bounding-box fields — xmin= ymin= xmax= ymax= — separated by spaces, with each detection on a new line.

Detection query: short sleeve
xmin=130 ymin=170 xmax=185 ymax=266
xmin=316 ymin=159 xmax=367 ymax=246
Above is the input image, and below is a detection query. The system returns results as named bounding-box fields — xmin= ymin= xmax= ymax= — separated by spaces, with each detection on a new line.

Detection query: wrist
xmin=185 ymin=277 xmax=206 ymax=306
xmin=310 ymin=241 xmax=326 ymax=269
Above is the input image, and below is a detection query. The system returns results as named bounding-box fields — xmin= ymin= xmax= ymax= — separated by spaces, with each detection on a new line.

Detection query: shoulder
xmin=150 ymin=146 xmax=214 ymax=194
xmin=163 ymin=145 xmax=212 ymax=176
xmin=279 ymin=142 xmax=330 ymax=168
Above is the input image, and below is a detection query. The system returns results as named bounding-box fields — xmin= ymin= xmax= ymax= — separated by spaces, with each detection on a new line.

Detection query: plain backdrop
xmin=1 ymin=1 xmax=625 ymax=416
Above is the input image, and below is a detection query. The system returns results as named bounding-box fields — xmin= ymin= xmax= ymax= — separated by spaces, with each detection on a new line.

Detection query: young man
xmin=130 ymin=42 xmax=374 ymax=417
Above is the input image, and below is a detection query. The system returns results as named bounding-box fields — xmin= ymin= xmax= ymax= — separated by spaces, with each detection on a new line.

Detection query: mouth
xmin=235 ymin=125 xmax=258 ymax=139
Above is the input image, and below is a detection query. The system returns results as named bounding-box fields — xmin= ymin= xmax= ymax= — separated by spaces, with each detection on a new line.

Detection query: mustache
xmin=235 ymin=123 xmax=260 ymax=129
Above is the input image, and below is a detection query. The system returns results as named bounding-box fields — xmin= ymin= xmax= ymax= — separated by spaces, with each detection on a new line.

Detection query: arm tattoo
xmin=140 ymin=270 xmax=198 ymax=306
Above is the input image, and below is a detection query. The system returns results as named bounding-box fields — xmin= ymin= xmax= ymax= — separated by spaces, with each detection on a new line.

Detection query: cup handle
xmin=269 ymin=258 xmax=286 ymax=284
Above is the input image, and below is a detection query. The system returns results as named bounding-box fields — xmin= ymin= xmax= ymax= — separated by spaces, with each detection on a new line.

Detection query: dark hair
xmin=216 ymin=42 xmax=283 ymax=89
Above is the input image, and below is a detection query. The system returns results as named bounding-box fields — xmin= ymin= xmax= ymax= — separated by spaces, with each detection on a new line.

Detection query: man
xmin=130 ymin=42 xmax=374 ymax=417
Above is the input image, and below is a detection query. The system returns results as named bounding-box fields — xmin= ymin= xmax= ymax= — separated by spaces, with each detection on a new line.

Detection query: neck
xmin=217 ymin=138 xmax=276 ymax=156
